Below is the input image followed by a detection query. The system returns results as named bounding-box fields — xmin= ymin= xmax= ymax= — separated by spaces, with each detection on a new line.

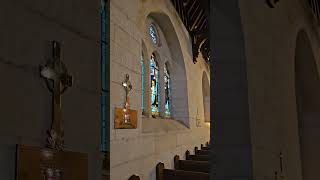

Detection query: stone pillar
xmin=210 ymin=0 xmax=253 ymax=179
xmin=144 ymin=56 xmax=151 ymax=118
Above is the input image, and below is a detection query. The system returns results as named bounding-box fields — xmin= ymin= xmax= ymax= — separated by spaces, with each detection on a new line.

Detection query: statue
xmin=122 ymin=74 xmax=132 ymax=124
xmin=114 ymin=74 xmax=137 ymax=129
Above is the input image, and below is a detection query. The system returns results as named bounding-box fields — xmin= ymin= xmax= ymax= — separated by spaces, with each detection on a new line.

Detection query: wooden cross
xmin=40 ymin=41 xmax=73 ymax=150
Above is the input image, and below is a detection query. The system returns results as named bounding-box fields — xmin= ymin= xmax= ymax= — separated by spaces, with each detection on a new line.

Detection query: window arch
xmin=150 ymin=53 xmax=160 ymax=117
xmin=148 ymin=23 xmax=160 ymax=46
xmin=141 ymin=14 xmax=189 ymax=126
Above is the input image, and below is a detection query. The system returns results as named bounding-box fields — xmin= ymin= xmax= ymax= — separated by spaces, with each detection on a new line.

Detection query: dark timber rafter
xmin=171 ymin=0 xmax=211 ymax=64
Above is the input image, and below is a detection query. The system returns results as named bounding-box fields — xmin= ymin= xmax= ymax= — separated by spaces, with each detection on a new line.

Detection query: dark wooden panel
xmin=129 ymin=175 xmax=140 ymax=180
xmin=16 ymin=145 xmax=88 ymax=180
xmin=201 ymin=144 xmax=210 ymax=150
xmin=174 ymin=155 xmax=209 ymax=173
xmin=156 ymin=162 xmax=209 ymax=180
xmin=163 ymin=169 xmax=209 ymax=180
xmin=186 ymin=155 xmax=209 ymax=161
xmin=195 ymin=150 xmax=209 ymax=156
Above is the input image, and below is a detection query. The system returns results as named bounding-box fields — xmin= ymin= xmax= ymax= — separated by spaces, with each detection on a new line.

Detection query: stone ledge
xmin=141 ymin=116 xmax=191 ymax=134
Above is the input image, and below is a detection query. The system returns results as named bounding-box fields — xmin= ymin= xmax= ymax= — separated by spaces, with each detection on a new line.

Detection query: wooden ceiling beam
xmin=170 ymin=0 xmax=211 ymax=64
xmin=187 ymin=0 xmax=197 ymax=16
xmin=199 ymin=17 xmax=207 ymax=31
xmin=190 ymin=2 xmax=200 ymax=20
xmin=196 ymin=13 xmax=206 ymax=29
xmin=191 ymin=9 xmax=204 ymax=31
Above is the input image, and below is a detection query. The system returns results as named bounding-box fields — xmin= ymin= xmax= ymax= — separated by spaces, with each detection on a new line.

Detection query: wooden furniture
xmin=156 ymin=163 xmax=209 ymax=180
xmin=16 ymin=145 xmax=88 ymax=180
xmin=174 ymin=155 xmax=209 ymax=173
xmin=185 ymin=151 xmax=209 ymax=161
xmin=194 ymin=147 xmax=209 ymax=155
xmin=128 ymin=175 xmax=140 ymax=180
xmin=201 ymin=144 xmax=209 ymax=150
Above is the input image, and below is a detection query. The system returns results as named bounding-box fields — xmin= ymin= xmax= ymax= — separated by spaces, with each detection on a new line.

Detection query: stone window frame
xmin=141 ymin=16 xmax=190 ymax=127
xmin=141 ymin=26 xmax=176 ymax=120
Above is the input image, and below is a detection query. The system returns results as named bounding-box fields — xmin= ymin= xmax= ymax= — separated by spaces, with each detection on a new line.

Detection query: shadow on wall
xmin=202 ymin=71 xmax=210 ymax=123
xmin=295 ymin=29 xmax=320 ymax=180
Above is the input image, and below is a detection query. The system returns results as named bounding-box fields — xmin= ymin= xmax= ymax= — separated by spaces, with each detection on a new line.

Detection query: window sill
xmin=141 ymin=116 xmax=190 ymax=135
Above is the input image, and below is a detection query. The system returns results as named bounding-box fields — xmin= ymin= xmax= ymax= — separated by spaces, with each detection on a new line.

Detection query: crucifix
xmin=114 ymin=74 xmax=137 ymax=129
xmin=16 ymin=41 xmax=87 ymax=180
xmin=122 ymin=74 xmax=132 ymax=124
xmin=40 ymin=41 xmax=73 ymax=151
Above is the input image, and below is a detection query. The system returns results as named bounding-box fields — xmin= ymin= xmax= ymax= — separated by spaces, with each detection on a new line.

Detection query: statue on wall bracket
xmin=114 ymin=74 xmax=138 ymax=129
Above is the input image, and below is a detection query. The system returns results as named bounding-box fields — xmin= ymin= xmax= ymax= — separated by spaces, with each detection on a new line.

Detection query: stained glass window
xmin=149 ymin=24 xmax=158 ymax=45
xmin=150 ymin=53 xmax=160 ymax=117
xmin=164 ymin=64 xmax=171 ymax=118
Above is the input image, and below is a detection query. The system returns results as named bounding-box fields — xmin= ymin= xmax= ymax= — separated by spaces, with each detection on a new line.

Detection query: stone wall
xmin=239 ymin=0 xmax=320 ymax=179
xmin=110 ymin=0 xmax=210 ymax=179
xmin=0 ymin=0 xmax=102 ymax=179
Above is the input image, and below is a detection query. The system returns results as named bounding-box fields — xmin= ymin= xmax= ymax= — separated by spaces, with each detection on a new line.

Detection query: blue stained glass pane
xmin=150 ymin=53 xmax=160 ymax=117
xmin=164 ymin=64 xmax=171 ymax=118
xmin=149 ymin=24 xmax=158 ymax=45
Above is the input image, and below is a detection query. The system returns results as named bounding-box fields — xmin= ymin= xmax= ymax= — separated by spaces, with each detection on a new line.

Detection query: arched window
xmin=164 ymin=63 xmax=171 ymax=118
xmin=149 ymin=23 xmax=159 ymax=46
xmin=150 ymin=53 xmax=160 ymax=117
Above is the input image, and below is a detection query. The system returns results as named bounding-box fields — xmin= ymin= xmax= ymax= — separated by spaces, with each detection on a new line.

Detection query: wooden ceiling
xmin=170 ymin=0 xmax=211 ymax=64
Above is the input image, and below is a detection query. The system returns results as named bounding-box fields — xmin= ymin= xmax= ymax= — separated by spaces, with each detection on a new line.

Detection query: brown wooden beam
xmin=199 ymin=17 xmax=207 ymax=31
xmin=190 ymin=2 xmax=200 ymax=20
xmin=187 ymin=0 xmax=197 ymax=16
xmin=191 ymin=9 xmax=204 ymax=30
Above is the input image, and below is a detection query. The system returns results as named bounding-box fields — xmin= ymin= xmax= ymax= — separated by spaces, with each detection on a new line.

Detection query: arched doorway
xmin=295 ymin=30 xmax=320 ymax=180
